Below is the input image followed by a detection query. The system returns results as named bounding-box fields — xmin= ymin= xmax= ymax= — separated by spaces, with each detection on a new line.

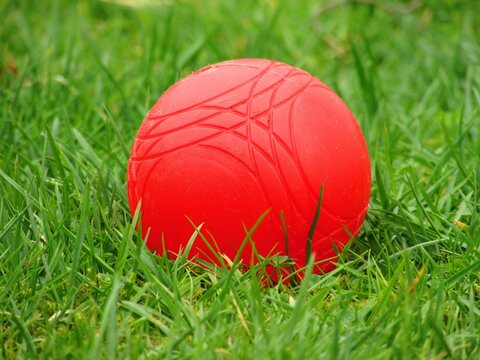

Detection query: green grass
xmin=1 ymin=0 xmax=480 ymax=358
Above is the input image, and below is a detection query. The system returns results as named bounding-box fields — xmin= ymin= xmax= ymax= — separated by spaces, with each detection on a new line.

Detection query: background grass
xmin=1 ymin=0 xmax=480 ymax=358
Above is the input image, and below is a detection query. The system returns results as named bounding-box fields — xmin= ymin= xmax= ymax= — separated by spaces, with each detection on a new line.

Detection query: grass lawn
xmin=1 ymin=0 xmax=480 ymax=358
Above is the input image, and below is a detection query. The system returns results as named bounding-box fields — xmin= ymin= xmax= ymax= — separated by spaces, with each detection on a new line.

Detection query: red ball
xmin=127 ymin=59 xmax=371 ymax=274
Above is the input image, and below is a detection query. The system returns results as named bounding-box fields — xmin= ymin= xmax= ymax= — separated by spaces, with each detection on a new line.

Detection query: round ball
xmin=127 ymin=59 xmax=371 ymax=274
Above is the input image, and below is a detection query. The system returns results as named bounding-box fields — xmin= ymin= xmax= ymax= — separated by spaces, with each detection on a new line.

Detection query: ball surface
xmin=128 ymin=59 xmax=371 ymax=274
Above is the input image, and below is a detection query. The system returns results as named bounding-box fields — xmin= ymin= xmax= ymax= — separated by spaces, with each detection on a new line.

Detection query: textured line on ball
xmin=139 ymin=70 xmax=290 ymax=141
xmin=136 ymin=66 xmax=293 ymax=152
xmin=136 ymin=110 xmax=231 ymax=141
xmin=144 ymin=62 xmax=305 ymax=126
xmin=198 ymin=143 xmax=255 ymax=173
xmin=147 ymin=61 xmax=276 ymax=120
xmin=130 ymin=111 xmax=226 ymax=162
xmin=259 ymin=65 xmax=300 ymax=219
xmin=131 ymin=70 xmax=317 ymax=163
xmin=240 ymin=63 xmax=315 ymax=218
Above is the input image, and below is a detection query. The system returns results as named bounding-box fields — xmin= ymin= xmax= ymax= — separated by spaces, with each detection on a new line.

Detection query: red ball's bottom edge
xmin=157 ymin=248 xmax=341 ymax=286
xmin=134 ymin=204 xmax=370 ymax=285
xmin=144 ymin=222 xmax=363 ymax=286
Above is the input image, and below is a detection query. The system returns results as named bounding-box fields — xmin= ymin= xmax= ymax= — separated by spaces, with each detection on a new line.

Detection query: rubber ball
xmin=127 ymin=59 xmax=371 ymax=274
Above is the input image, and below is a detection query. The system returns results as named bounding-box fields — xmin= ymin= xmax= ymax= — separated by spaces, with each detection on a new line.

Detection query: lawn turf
xmin=1 ymin=0 xmax=480 ymax=359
